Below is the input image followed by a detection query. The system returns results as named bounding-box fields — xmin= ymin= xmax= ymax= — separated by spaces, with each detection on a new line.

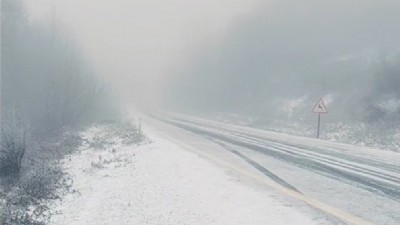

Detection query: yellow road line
xmin=155 ymin=129 xmax=376 ymax=225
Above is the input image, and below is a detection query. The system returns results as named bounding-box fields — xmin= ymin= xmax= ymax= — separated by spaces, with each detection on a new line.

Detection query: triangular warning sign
xmin=312 ymin=98 xmax=328 ymax=114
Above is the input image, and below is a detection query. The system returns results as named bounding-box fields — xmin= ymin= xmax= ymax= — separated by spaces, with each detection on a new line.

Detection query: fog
xmin=22 ymin=0 xmax=400 ymax=125
xmin=3 ymin=1 xmax=400 ymax=222
xmin=25 ymin=0 xmax=259 ymax=108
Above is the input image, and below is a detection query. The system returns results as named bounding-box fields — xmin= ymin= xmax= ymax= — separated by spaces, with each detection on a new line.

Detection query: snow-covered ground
xmin=50 ymin=122 xmax=327 ymax=225
xmin=209 ymin=112 xmax=400 ymax=152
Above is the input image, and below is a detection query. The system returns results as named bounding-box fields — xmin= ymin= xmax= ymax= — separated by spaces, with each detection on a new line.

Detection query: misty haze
xmin=1 ymin=0 xmax=400 ymax=225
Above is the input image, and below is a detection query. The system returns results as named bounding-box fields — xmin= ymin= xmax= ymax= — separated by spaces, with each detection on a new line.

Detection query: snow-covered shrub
xmin=19 ymin=163 xmax=71 ymax=201
xmin=0 ymin=124 xmax=77 ymax=225
xmin=88 ymin=121 xmax=147 ymax=150
xmin=0 ymin=205 xmax=46 ymax=225
xmin=0 ymin=111 xmax=27 ymax=179
xmin=0 ymin=150 xmax=74 ymax=225
xmin=118 ymin=121 xmax=147 ymax=146
xmin=81 ymin=121 xmax=147 ymax=171
xmin=0 ymin=188 xmax=48 ymax=225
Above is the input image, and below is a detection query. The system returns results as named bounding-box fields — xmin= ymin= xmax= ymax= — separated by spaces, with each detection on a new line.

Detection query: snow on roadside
xmin=51 ymin=122 xmax=321 ymax=225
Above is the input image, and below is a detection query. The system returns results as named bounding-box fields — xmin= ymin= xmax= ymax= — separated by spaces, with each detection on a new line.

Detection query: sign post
xmin=312 ymin=98 xmax=328 ymax=139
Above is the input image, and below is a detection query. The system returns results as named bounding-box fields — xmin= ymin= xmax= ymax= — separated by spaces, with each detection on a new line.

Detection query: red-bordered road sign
xmin=312 ymin=98 xmax=328 ymax=114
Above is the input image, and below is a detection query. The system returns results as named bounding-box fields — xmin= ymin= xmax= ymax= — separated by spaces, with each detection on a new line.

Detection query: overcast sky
xmin=24 ymin=0 xmax=400 ymax=111
xmin=25 ymin=0 xmax=262 ymax=107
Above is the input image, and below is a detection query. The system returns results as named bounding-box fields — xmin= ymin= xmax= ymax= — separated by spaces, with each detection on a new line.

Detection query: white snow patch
xmin=377 ymin=98 xmax=400 ymax=113
xmin=322 ymin=94 xmax=334 ymax=106
xmin=280 ymin=96 xmax=308 ymax=118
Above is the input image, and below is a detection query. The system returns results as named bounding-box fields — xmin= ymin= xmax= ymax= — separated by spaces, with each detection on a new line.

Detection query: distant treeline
xmin=172 ymin=51 xmax=400 ymax=124
xmin=170 ymin=1 xmax=400 ymax=125
xmin=1 ymin=0 xmax=117 ymax=136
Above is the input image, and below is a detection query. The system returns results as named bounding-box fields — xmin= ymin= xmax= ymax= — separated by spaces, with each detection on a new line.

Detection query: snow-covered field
xmin=50 ymin=122 xmax=325 ymax=225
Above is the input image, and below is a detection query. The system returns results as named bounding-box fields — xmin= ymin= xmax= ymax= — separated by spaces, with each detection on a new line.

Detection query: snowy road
xmin=52 ymin=123 xmax=332 ymax=225
xmin=148 ymin=112 xmax=400 ymax=225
